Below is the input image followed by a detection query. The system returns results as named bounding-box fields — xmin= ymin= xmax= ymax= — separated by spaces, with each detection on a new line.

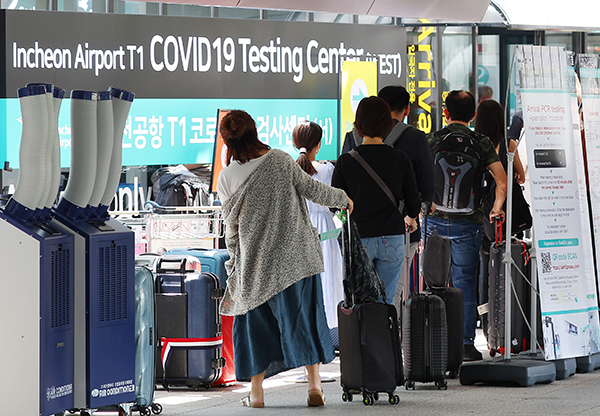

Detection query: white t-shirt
xmin=216 ymin=152 xmax=269 ymax=203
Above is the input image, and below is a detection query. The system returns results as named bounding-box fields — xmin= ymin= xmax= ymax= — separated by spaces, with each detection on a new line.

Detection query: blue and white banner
xmin=517 ymin=45 xmax=600 ymax=360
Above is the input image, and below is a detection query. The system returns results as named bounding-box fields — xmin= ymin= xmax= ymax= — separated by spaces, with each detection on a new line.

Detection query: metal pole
xmin=529 ymin=237 xmax=538 ymax=353
xmin=504 ymin=151 xmax=515 ymax=360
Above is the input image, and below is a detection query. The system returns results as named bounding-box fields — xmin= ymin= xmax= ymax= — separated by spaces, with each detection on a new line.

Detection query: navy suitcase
xmin=154 ymin=256 xmax=225 ymax=389
xmin=403 ymin=292 xmax=448 ymax=389
xmin=132 ymin=266 xmax=163 ymax=415
xmin=166 ymin=247 xmax=236 ymax=386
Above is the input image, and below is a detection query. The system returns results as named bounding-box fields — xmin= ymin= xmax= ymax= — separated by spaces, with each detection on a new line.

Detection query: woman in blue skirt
xmin=217 ymin=110 xmax=352 ymax=408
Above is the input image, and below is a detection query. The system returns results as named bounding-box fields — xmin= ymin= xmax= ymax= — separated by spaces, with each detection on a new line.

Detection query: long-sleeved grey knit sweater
xmin=219 ymin=149 xmax=348 ymax=316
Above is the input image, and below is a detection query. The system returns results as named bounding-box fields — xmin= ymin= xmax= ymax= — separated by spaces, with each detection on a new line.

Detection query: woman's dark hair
xmin=354 ymin=96 xmax=394 ymax=139
xmin=474 ymin=99 xmax=505 ymax=147
xmin=219 ymin=110 xmax=270 ymax=164
xmin=293 ymin=121 xmax=322 ymax=176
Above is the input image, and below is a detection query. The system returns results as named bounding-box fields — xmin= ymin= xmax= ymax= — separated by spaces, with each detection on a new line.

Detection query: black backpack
xmin=431 ymin=129 xmax=485 ymax=215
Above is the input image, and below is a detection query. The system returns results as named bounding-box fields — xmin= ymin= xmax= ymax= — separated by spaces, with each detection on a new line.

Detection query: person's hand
xmin=405 ymin=216 xmax=418 ymax=233
xmin=489 ymin=209 xmax=505 ymax=223
xmin=429 ymin=201 xmax=437 ymax=214
xmin=346 ymin=196 xmax=354 ymax=215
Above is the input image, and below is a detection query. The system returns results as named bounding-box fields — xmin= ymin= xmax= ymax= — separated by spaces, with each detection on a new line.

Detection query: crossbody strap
xmin=349 ymin=149 xmax=405 ymax=214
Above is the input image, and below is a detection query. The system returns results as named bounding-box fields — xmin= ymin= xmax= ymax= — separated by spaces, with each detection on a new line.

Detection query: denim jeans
xmin=360 ymin=234 xmax=405 ymax=304
xmin=425 ymin=216 xmax=483 ymax=345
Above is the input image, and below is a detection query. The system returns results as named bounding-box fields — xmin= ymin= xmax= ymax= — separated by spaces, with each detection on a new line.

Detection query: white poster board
xmin=517 ymin=45 xmax=599 ymax=360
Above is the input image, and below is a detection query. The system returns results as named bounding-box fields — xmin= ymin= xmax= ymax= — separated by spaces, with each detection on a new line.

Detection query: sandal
xmin=241 ymin=395 xmax=264 ymax=408
xmin=307 ymin=389 xmax=325 ymax=407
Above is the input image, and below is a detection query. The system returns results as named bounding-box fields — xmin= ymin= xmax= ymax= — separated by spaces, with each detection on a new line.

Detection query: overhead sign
xmin=1 ymin=9 xmax=406 ymax=167
xmin=339 ymin=60 xmax=378 ymax=150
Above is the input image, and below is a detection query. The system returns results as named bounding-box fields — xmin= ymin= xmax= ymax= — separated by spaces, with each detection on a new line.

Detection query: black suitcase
xmin=154 ymin=256 xmax=225 ymax=389
xmin=337 ymin=213 xmax=401 ymax=406
xmin=403 ymin=292 xmax=448 ymax=389
xmin=338 ymin=301 xmax=402 ymax=405
xmin=487 ymin=220 xmax=531 ymax=356
xmin=420 ymin=218 xmax=463 ymax=379
xmin=426 ymin=286 xmax=463 ymax=378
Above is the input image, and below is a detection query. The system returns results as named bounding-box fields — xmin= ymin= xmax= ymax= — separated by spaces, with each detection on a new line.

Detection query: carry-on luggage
xmin=425 ymin=286 xmax=463 ymax=378
xmin=132 ymin=266 xmax=163 ymax=416
xmin=337 ymin=214 xmax=401 ymax=406
xmin=486 ymin=218 xmax=531 ymax=356
xmin=166 ymin=247 xmax=236 ymax=386
xmin=154 ymin=256 xmax=225 ymax=389
xmin=403 ymin=226 xmax=449 ymax=390
xmin=420 ymin=216 xmax=464 ymax=379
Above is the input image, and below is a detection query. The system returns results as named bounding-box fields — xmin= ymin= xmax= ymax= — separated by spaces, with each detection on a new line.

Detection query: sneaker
xmin=463 ymin=344 xmax=483 ymax=361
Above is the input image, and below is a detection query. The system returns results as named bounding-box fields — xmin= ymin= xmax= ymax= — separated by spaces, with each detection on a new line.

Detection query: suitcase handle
xmin=494 ymin=216 xmax=503 ymax=245
xmin=156 ymin=257 xmax=191 ymax=294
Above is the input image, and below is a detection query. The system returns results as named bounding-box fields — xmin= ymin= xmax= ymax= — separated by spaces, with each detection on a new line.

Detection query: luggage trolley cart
xmin=144 ymin=202 xmax=224 ymax=253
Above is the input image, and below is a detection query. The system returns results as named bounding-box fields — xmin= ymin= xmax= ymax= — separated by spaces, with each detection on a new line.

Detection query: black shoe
xmin=463 ymin=344 xmax=483 ymax=361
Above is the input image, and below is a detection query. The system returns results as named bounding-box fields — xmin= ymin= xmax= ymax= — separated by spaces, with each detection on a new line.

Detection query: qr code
xmin=541 ymin=251 xmax=552 ymax=273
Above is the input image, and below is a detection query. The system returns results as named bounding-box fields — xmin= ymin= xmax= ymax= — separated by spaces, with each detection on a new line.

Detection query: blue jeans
xmin=426 ymin=216 xmax=483 ymax=345
xmin=360 ymin=235 xmax=405 ymax=304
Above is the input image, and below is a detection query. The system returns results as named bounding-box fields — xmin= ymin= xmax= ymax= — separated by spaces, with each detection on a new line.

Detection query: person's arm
xmin=486 ymin=161 xmax=508 ymax=222
xmin=508 ymin=139 xmax=526 ymax=185
xmin=412 ymin=131 xmax=435 ymax=204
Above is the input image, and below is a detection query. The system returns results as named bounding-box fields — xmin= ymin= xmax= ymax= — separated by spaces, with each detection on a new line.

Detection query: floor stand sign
xmin=576 ymin=53 xmax=600 ymax=370
xmin=518 ymin=45 xmax=600 ymax=361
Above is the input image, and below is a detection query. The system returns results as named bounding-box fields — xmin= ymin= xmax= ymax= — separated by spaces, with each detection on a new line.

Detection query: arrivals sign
xmin=516 ymin=45 xmax=600 ymax=360
xmin=1 ymin=10 xmax=406 ymax=167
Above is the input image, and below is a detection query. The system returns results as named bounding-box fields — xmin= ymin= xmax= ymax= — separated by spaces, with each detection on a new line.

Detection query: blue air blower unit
xmin=51 ymin=87 xmax=137 ymax=410
xmin=1 ymin=84 xmax=74 ymax=416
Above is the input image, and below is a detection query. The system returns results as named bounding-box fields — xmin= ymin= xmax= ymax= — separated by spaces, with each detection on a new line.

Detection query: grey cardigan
xmin=219 ymin=149 xmax=348 ymax=316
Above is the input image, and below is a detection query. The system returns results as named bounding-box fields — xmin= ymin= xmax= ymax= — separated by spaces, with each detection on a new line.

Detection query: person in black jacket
xmin=333 ymin=96 xmax=420 ymax=303
xmin=342 ymin=85 xmax=434 ymax=306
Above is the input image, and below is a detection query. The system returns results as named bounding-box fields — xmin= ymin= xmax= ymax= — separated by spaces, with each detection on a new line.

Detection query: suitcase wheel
xmin=405 ymin=380 xmax=416 ymax=390
xmin=449 ymin=369 xmax=459 ymax=379
xmin=435 ymin=380 xmax=448 ymax=390
xmin=373 ymin=392 xmax=379 ymax=401
xmin=140 ymin=408 xmax=151 ymax=416
xmin=362 ymin=393 xmax=375 ymax=406
xmin=342 ymin=392 xmax=353 ymax=402
xmin=388 ymin=394 xmax=400 ymax=405
xmin=151 ymin=403 xmax=164 ymax=414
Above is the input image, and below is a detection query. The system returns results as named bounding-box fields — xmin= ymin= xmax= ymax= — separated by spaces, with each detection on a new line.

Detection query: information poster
xmin=517 ymin=45 xmax=599 ymax=360
xmin=339 ymin=60 xmax=378 ymax=151
xmin=568 ymin=53 xmax=600 ymax=355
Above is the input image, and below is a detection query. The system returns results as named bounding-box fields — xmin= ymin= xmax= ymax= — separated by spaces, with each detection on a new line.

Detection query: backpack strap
xmin=384 ymin=122 xmax=411 ymax=147
xmin=352 ymin=122 xmax=410 ymax=149
xmin=349 ymin=149 xmax=405 ymax=214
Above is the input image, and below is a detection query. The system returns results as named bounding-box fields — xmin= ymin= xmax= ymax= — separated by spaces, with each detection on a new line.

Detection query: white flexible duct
xmin=44 ymin=87 xmax=65 ymax=208
xmin=60 ymin=91 xmax=98 ymax=209
xmin=11 ymin=85 xmax=49 ymax=211
xmin=99 ymin=87 xmax=134 ymax=208
xmin=87 ymin=92 xmax=114 ymax=208
xmin=26 ymin=83 xmax=54 ymax=210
